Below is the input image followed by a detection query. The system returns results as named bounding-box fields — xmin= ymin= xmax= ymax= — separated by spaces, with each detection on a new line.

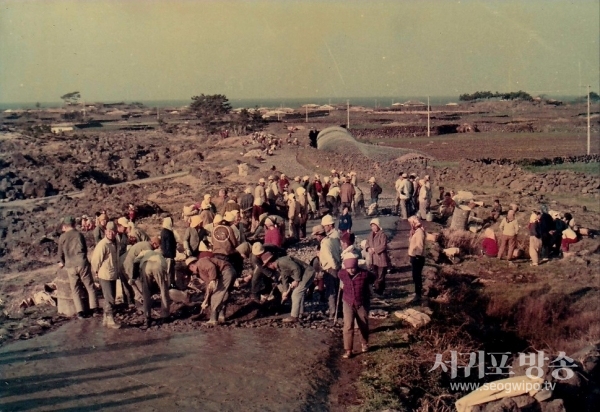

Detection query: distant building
xmin=51 ymin=123 xmax=74 ymax=134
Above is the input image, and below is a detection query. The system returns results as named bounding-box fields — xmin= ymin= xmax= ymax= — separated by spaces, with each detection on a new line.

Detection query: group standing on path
xmin=58 ymin=165 xmax=453 ymax=357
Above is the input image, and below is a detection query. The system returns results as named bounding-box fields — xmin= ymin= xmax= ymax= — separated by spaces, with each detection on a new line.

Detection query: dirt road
xmin=0 ymin=214 xmax=401 ymax=411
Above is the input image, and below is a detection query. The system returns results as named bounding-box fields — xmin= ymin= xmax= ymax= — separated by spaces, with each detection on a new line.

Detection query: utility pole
xmin=346 ymin=100 xmax=350 ymax=129
xmin=587 ymin=85 xmax=591 ymax=155
xmin=427 ymin=96 xmax=430 ymax=137
xmin=82 ymin=100 xmax=86 ymax=121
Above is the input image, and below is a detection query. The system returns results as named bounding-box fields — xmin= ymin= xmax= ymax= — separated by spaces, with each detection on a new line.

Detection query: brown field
xmin=358 ymin=132 xmax=598 ymax=161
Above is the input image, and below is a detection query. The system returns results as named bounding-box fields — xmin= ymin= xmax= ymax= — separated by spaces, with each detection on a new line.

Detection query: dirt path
xmin=328 ymin=218 xmax=438 ymax=411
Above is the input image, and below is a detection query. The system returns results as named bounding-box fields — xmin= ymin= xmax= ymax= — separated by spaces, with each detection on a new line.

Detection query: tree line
xmin=459 ymin=90 xmax=533 ymax=101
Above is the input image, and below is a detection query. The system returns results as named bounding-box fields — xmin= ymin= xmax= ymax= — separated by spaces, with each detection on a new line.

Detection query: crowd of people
xmin=58 ymin=164 xmax=588 ymax=359
xmin=57 ymin=168 xmax=435 ymax=359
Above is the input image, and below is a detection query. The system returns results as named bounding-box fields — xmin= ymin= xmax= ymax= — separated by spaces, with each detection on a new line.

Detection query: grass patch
xmin=523 ymin=162 xmax=600 ymax=175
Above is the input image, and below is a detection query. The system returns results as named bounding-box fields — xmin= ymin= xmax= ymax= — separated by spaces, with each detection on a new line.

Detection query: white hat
xmin=288 ymin=193 xmax=296 ymax=200
xmin=244 ymin=187 xmax=252 ymax=194
xmin=294 ymin=176 xmax=300 ymax=182
xmin=321 ymin=215 xmax=335 ymax=226
xmin=185 ymin=257 xmax=198 ymax=266
xmin=117 ymin=217 xmax=130 ymax=227
xmin=296 ymin=187 xmax=306 ymax=195
xmin=280 ymin=173 xmax=286 ymax=178
xmin=333 ymin=177 xmax=339 ymax=184
xmin=331 ymin=169 xmax=336 ymax=174
xmin=268 ymin=175 xmax=274 ymax=180
xmin=368 ymin=177 xmax=376 ymax=183
xmin=252 ymin=242 xmax=265 ymax=256
xmin=224 ymin=211 xmax=236 ymax=223
xmin=213 ymin=214 xmax=223 ymax=224
xmin=259 ymin=178 xmax=266 ymax=184
xmin=204 ymin=194 xmax=211 ymax=200
xmin=401 ymin=173 xmax=408 ymax=178
xmin=370 ymin=218 xmax=381 ymax=229
xmin=302 ymin=175 xmax=309 ymax=181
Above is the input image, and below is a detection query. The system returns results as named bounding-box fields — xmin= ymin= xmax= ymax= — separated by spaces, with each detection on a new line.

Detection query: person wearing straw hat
xmin=407 ymin=216 xmax=426 ymax=304
xmin=528 ymin=212 xmax=542 ymax=266
xmin=115 ymin=217 xmax=132 ymax=256
xmin=369 ymin=177 xmax=382 ymax=207
xmin=338 ymin=256 xmax=375 ymax=359
xmin=365 ymin=218 xmax=390 ymax=297
xmin=262 ymin=252 xmax=315 ymax=323
xmin=481 ymin=228 xmax=498 ymax=258
xmin=184 ymin=215 xmax=208 ymax=258
xmin=245 ymin=242 xmax=287 ymax=302
xmin=186 ymin=256 xmax=236 ymax=325
xmin=314 ymin=215 xmax=342 ymax=319
xmin=58 ymin=216 xmax=100 ymax=319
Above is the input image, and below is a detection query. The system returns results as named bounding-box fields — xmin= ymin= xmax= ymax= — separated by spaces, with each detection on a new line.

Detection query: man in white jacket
xmin=395 ymin=173 xmax=410 ymax=220
xmin=91 ymin=221 xmax=121 ymax=329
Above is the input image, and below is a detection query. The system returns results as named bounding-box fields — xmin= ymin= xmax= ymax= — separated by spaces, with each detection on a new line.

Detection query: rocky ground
xmin=0 ymin=101 xmax=599 ymax=411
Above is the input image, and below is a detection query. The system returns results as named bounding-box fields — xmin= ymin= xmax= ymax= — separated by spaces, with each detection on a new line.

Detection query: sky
xmin=0 ymin=0 xmax=598 ymax=104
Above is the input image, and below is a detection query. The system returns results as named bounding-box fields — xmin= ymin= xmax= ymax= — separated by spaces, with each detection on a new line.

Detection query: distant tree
xmin=35 ymin=102 xmax=41 ymax=109
xmin=232 ymin=106 xmax=266 ymax=135
xmin=190 ymin=94 xmax=232 ymax=135
xmin=589 ymin=91 xmax=600 ymax=102
xmin=459 ymin=90 xmax=533 ymax=102
xmin=60 ymin=91 xmax=81 ymax=105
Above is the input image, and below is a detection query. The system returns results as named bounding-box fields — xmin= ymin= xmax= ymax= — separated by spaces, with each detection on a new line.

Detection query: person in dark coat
xmin=160 ymin=217 xmax=177 ymax=287
xmin=538 ymin=205 xmax=555 ymax=259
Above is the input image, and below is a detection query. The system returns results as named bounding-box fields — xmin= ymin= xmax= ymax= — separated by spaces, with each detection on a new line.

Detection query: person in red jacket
xmin=264 ymin=218 xmax=284 ymax=247
xmin=338 ymin=257 xmax=375 ymax=359
xmin=481 ymin=228 xmax=498 ymax=258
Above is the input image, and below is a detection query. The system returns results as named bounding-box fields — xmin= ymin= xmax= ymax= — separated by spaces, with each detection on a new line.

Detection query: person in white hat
xmin=395 ymin=172 xmax=410 ymax=219
xmin=407 ymin=216 xmax=426 ymax=304
xmin=252 ymin=178 xmax=267 ymax=230
xmin=326 ymin=180 xmax=341 ymax=217
xmin=212 ymin=212 xmax=242 ymax=274
xmin=91 ymin=221 xmax=121 ymax=329
xmin=315 ymin=215 xmax=342 ymax=319
xmin=278 ymin=174 xmax=289 ymax=194
xmin=240 ymin=187 xmax=254 ymax=213
xmin=115 ymin=217 xmax=131 ymax=257
xmin=418 ymin=176 xmax=432 ymax=220
xmin=365 ymin=218 xmax=390 ymax=297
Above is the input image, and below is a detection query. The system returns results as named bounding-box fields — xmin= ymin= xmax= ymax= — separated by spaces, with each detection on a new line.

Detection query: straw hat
xmin=213 ymin=214 xmax=223 ymax=225
xmin=368 ymin=177 xmax=376 ymax=183
xmin=185 ymin=257 xmax=198 ymax=266
xmin=321 ymin=215 xmax=334 ymax=226
xmin=190 ymin=215 xmax=203 ymax=227
xmin=117 ymin=217 xmax=130 ymax=227
xmin=252 ymin=242 xmax=265 ymax=256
